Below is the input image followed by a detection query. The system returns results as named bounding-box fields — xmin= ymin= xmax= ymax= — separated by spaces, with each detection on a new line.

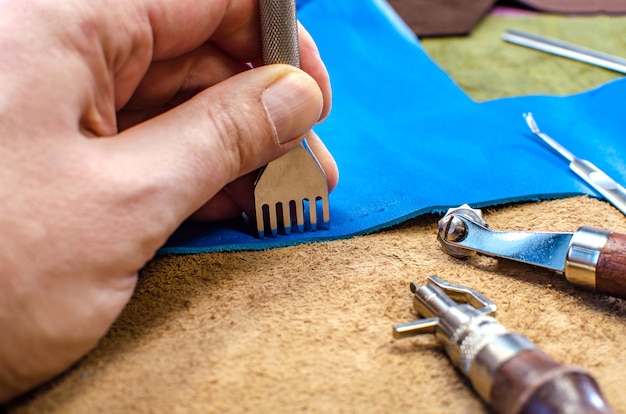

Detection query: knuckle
xmin=205 ymin=98 xmax=273 ymax=179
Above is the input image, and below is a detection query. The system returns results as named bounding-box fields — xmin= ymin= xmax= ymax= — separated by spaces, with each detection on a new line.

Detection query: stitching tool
xmin=502 ymin=29 xmax=626 ymax=74
xmin=393 ymin=276 xmax=614 ymax=414
xmin=254 ymin=0 xmax=330 ymax=238
xmin=437 ymin=204 xmax=626 ymax=299
xmin=524 ymin=113 xmax=626 ymax=217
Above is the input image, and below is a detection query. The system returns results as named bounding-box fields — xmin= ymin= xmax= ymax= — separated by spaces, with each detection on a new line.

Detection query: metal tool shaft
xmin=260 ymin=0 xmax=300 ymax=67
xmin=442 ymin=215 xmax=572 ymax=272
xmin=503 ymin=29 xmax=626 ymax=74
xmin=524 ymin=113 xmax=574 ymax=162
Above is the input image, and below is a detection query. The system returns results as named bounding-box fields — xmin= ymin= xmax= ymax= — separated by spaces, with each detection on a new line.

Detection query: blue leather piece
xmin=159 ymin=0 xmax=626 ymax=254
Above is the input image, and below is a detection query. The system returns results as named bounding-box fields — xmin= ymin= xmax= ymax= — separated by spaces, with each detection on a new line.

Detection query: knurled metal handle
xmin=259 ymin=0 xmax=300 ymax=68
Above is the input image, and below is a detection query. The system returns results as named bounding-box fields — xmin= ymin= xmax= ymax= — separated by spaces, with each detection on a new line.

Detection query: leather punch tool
xmin=437 ymin=204 xmax=626 ymax=299
xmin=392 ymin=276 xmax=614 ymax=414
xmin=254 ymin=0 xmax=330 ymax=238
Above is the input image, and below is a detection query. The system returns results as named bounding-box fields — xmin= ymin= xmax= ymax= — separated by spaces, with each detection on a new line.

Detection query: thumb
xmin=100 ymin=64 xmax=325 ymax=231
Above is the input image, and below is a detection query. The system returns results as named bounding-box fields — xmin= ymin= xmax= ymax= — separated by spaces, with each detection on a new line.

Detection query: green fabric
xmin=422 ymin=14 xmax=624 ymax=101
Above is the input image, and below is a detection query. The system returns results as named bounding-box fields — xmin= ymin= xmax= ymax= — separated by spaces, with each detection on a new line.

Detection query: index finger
xmin=143 ymin=0 xmax=257 ymax=61
xmin=140 ymin=0 xmax=331 ymax=119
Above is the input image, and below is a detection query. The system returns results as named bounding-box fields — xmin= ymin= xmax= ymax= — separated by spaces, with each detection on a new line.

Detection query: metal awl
xmin=524 ymin=112 xmax=626 ymax=217
xmin=437 ymin=204 xmax=626 ymax=299
xmin=254 ymin=0 xmax=330 ymax=237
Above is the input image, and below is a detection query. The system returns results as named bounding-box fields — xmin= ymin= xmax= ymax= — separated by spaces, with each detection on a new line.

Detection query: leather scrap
xmin=385 ymin=0 xmax=626 ymax=37
xmin=519 ymin=0 xmax=626 ymax=14
xmin=385 ymin=0 xmax=497 ymax=36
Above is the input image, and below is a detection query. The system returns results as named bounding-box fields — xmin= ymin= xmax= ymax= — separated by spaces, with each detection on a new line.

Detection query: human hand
xmin=0 ymin=0 xmax=337 ymax=401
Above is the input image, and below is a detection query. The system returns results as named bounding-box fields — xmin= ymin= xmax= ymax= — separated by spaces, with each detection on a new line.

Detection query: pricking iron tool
xmin=254 ymin=0 xmax=330 ymax=238
xmin=437 ymin=205 xmax=626 ymax=299
xmin=392 ymin=277 xmax=614 ymax=414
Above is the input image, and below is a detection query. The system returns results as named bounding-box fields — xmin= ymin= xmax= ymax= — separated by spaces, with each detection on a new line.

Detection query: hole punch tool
xmin=254 ymin=0 xmax=330 ymax=238
xmin=392 ymin=276 xmax=614 ymax=414
xmin=524 ymin=113 xmax=626 ymax=217
xmin=437 ymin=204 xmax=626 ymax=299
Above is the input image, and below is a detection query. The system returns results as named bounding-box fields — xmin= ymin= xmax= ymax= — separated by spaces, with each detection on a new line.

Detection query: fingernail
xmin=262 ymin=72 xmax=323 ymax=144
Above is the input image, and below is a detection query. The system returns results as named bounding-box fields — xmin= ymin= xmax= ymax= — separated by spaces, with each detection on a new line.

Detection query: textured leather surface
xmin=521 ymin=0 xmax=626 ymax=13
xmin=159 ymin=0 xmax=626 ymax=254
xmin=385 ymin=0 xmax=496 ymax=36
xmin=385 ymin=0 xmax=626 ymax=36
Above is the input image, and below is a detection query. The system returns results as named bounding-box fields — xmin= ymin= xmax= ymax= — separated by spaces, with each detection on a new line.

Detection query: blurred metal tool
xmin=524 ymin=112 xmax=626 ymax=216
xmin=392 ymin=276 xmax=614 ymax=414
xmin=437 ymin=204 xmax=626 ymax=299
xmin=502 ymin=29 xmax=626 ymax=74
xmin=254 ymin=0 xmax=330 ymax=237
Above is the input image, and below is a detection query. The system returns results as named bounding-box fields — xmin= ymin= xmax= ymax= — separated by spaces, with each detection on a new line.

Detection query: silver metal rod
xmin=524 ymin=113 xmax=575 ymax=162
xmin=259 ymin=0 xmax=300 ymax=67
xmin=502 ymin=29 xmax=626 ymax=74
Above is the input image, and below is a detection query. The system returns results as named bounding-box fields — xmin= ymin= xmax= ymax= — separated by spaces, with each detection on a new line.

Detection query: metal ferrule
xmin=466 ymin=328 xmax=535 ymax=402
xmin=438 ymin=305 xmax=487 ymax=366
xmin=413 ymin=285 xmax=482 ymax=362
xmin=565 ymin=226 xmax=611 ymax=290
xmin=413 ymin=282 xmax=536 ymax=403
xmin=436 ymin=310 xmax=535 ymax=402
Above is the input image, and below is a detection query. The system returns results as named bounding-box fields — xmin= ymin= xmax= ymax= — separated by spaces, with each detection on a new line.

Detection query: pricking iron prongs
xmin=437 ymin=205 xmax=626 ymax=299
xmin=254 ymin=0 xmax=330 ymax=238
xmin=392 ymin=277 xmax=614 ymax=414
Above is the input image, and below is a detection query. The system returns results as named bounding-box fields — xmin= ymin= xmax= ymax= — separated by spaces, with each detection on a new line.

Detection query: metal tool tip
xmin=523 ymin=112 xmax=540 ymax=134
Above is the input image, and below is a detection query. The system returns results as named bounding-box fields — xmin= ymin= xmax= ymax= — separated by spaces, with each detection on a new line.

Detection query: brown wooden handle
xmin=490 ymin=350 xmax=614 ymax=414
xmin=596 ymin=232 xmax=626 ymax=299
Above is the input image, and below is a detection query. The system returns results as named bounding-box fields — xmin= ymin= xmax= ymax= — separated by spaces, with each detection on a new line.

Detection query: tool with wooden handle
xmin=437 ymin=204 xmax=626 ymax=299
xmin=254 ymin=0 xmax=330 ymax=238
xmin=393 ymin=276 xmax=614 ymax=414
